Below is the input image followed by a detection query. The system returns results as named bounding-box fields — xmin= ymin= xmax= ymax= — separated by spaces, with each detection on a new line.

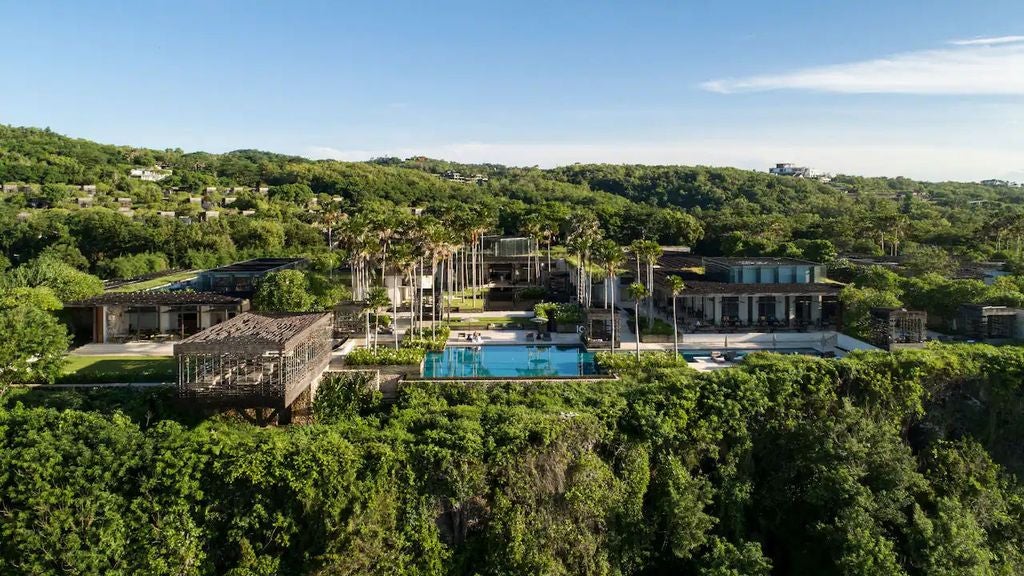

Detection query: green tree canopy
xmin=252 ymin=269 xmax=315 ymax=312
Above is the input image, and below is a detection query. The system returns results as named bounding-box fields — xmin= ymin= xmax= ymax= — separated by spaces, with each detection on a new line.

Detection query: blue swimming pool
xmin=422 ymin=345 xmax=598 ymax=378
xmin=679 ymin=347 xmax=821 ymax=363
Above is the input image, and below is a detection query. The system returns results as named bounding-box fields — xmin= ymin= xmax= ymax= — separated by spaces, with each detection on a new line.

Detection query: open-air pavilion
xmin=64 ymin=291 xmax=248 ymax=344
xmin=175 ymin=311 xmax=334 ymax=424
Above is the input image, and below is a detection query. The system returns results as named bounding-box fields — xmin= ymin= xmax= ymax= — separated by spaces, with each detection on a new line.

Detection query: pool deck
xmin=448 ymin=329 xmax=582 ymax=346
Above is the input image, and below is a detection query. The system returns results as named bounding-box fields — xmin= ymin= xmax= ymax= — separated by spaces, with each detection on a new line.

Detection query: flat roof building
xmin=65 ymin=291 xmax=248 ymax=344
xmin=195 ymin=257 xmax=306 ymax=298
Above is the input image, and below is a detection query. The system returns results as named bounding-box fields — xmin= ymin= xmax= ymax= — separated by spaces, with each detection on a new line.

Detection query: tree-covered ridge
xmin=5 ymin=123 xmax=1024 ymax=269
xmin=2 ymin=345 xmax=1024 ymax=575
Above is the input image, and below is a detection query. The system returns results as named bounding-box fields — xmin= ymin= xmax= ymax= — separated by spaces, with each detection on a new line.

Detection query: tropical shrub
xmin=345 ymin=347 xmax=425 ymax=366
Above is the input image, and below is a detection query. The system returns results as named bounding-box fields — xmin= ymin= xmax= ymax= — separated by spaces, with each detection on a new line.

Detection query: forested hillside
xmin=2 ymin=345 xmax=1023 ymax=574
xmin=3 ymin=124 xmax=1024 ymax=266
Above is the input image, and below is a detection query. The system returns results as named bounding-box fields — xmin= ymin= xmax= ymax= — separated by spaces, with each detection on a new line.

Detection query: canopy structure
xmin=175 ymin=312 xmax=334 ymax=419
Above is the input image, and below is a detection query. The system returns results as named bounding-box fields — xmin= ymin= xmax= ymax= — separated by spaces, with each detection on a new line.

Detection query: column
xmin=737 ymin=295 xmax=749 ymax=325
xmin=774 ymin=295 xmax=785 ymax=321
xmin=713 ymin=296 xmax=722 ymax=326
xmin=787 ymin=296 xmax=796 ymax=323
xmin=811 ymin=295 xmax=822 ymax=325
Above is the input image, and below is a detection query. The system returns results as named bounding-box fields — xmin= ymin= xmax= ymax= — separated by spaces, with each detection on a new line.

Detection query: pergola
xmin=869 ymin=307 xmax=927 ymax=349
xmin=175 ymin=312 xmax=334 ymax=422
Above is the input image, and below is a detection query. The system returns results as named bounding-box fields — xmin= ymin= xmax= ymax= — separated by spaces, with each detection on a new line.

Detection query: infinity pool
xmin=422 ymin=345 xmax=598 ymax=378
xmin=679 ymin=347 xmax=822 ymax=362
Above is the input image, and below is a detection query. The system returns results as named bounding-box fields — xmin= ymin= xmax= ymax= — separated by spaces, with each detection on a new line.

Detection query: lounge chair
xmin=526 ymin=332 xmax=536 ymax=342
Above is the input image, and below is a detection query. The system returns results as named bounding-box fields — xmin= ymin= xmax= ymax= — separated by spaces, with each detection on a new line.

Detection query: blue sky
xmin=2 ymin=0 xmax=1024 ymax=180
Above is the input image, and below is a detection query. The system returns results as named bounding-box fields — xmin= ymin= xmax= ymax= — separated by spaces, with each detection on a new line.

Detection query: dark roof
xmin=176 ymin=312 xmax=331 ymax=349
xmin=870 ymin=307 xmax=926 ymax=318
xmin=656 ymin=254 xmax=703 ymax=271
xmin=203 ymin=258 xmax=305 ymax=274
xmin=674 ymin=281 xmax=840 ymax=296
xmin=67 ymin=291 xmax=244 ymax=307
xmin=653 ymin=270 xmax=839 ymax=296
xmin=704 ymin=256 xmax=820 ymax=267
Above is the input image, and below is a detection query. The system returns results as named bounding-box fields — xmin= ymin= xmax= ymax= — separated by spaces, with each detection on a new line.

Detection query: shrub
xmin=517 ymin=286 xmax=548 ymax=300
xmin=313 ymin=371 xmax=382 ymax=423
xmin=595 ymin=351 xmax=690 ymax=372
xmin=534 ymin=302 xmax=583 ymax=324
xmin=402 ymin=325 xmax=450 ymax=352
xmin=345 ymin=347 xmax=425 ymax=366
xmin=98 ymin=252 xmax=169 ymax=280
xmin=631 ymin=315 xmax=674 ymax=336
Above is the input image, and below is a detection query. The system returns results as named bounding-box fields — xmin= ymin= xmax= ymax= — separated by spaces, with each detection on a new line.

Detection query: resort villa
xmin=651 ymin=256 xmax=841 ymax=330
xmin=578 ymin=253 xmax=841 ymax=332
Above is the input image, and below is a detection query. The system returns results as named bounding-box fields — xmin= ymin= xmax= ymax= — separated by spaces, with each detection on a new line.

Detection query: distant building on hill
xmin=980 ymin=179 xmax=1022 ymax=188
xmin=439 ymin=170 xmax=489 ymax=184
xmin=769 ymin=163 xmax=810 ymax=177
xmin=769 ymin=163 xmax=832 ymax=182
xmin=129 ymin=166 xmax=172 ymax=181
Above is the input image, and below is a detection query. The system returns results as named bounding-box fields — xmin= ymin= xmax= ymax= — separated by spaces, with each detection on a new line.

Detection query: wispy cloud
xmin=950 ymin=35 xmax=1024 ymax=46
xmin=702 ymin=36 xmax=1024 ymax=95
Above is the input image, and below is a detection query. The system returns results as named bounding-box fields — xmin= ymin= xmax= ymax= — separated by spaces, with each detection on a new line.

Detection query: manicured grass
xmin=58 ymin=355 xmax=177 ymax=384
xmin=110 ymin=270 xmax=199 ymax=292
xmin=448 ymin=314 xmax=531 ymax=327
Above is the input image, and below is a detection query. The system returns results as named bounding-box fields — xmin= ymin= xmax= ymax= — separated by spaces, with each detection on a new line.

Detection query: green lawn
xmin=110 ymin=270 xmax=199 ymax=292
xmin=449 ymin=314 xmax=531 ymax=327
xmin=58 ymin=356 xmax=177 ymax=384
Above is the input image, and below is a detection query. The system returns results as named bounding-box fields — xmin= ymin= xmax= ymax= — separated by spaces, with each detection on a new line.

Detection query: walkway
xmin=70 ymin=342 xmax=176 ymax=356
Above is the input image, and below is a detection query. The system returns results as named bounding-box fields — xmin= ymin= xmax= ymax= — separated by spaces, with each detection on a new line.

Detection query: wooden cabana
xmin=175 ymin=312 xmax=334 ymax=423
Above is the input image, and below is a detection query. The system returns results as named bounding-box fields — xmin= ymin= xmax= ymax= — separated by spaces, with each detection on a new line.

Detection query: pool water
xmin=679 ymin=348 xmax=821 ymax=363
xmin=423 ymin=345 xmax=598 ymax=378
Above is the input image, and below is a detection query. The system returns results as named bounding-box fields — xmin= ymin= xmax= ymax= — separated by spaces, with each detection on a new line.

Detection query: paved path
xmin=448 ymin=329 xmax=581 ymax=346
xmin=70 ymin=342 xmax=176 ymax=356
xmin=13 ymin=381 xmax=172 ymax=388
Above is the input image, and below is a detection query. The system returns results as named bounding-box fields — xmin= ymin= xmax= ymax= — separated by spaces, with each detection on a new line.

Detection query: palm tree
xmin=567 ymin=213 xmax=601 ymax=307
xmin=668 ymin=276 xmax=686 ymax=357
xmin=363 ymin=286 xmax=390 ymax=351
xmin=594 ymin=240 xmax=624 ymax=350
xmin=630 ymin=239 xmax=662 ymax=329
xmin=627 ymin=282 xmax=649 ymax=360
xmin=520 ymin=212 xmax=544 ymax=283
xmin=389 ymin=244 xmax=415 ymax=349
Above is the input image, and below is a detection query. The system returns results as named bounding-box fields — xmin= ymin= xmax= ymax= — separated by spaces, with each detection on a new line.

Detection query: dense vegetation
xmin=3 ymin=126 xmax=1024 ymax=574
xmin=5 ymin=125 xmax=1024 ymax=275
xmin=2 ymin=345 xmax=1024 ymax=574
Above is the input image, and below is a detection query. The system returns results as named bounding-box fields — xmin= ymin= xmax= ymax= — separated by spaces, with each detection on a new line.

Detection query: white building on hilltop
xmin=769 ymin=163 xmax=832 ymax=183
xmin=129 ymin=167 xmax=172 ymax=182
